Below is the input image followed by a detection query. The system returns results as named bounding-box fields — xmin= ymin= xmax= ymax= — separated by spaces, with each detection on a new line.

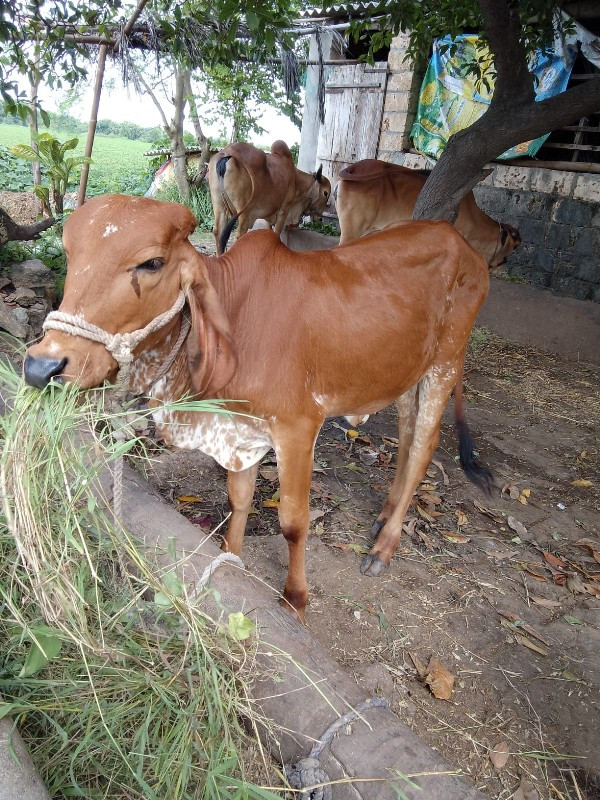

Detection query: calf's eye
xmin=136 ymin=258 xmax=164 ymax=272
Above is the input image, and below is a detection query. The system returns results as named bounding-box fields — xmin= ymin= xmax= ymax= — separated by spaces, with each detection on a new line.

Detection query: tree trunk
xmin=29 ymin=47 xmax=47 ymax=219
xmin=0 ymin=209 xmax=55 ymax=247
xmin=183 ymin=71 xmax=212 ymax=187
xmin=413 ymin=0 xmax=600 ymax=222
xmin=170 ymin=69 xmax=190 ymax=202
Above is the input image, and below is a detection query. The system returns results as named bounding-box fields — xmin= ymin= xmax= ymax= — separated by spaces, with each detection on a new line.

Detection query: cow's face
xmin=310 ymin=165 xmax=332 ymax=219
xmin=24 ymin=195 xmax=201 ymax=389
xmin=491 ymin=222 xmax=522 ymax=268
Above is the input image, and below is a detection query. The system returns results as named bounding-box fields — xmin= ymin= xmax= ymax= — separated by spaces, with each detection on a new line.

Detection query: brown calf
xmin=336 ymin=159 xmax=521 ymax=267
xmin=24 ymin=196 xmax=492 ymax=621
xmin=208 ymin=140 xmax=331 ymax=254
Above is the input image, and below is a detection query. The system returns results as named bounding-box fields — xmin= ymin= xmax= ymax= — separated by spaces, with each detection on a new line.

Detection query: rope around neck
xmin=43 ymin=291 xmax=189 ymax=520
xmin=43 ymin=291 xmax=187 ymax=377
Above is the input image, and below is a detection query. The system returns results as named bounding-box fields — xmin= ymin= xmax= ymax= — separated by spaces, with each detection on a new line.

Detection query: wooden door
xmin=316 ymin=62 xmax=388 ymax=190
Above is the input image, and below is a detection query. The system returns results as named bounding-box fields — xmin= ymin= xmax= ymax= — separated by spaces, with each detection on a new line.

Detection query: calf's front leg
xmin=273 ymin=417 xmax=321 ymax=622
xmin=222 ymin=463 xmax=259 ymax=555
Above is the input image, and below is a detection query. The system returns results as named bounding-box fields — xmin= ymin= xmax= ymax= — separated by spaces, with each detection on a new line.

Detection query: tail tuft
xmin=456 ymin=418 xmax=494 ymax=495
xmin=216 ymin=156 xmax=230 ymax=179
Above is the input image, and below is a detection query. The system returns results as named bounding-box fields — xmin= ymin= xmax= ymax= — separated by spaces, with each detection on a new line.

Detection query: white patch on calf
xmin=103 ymin=224 xmax=119 ymax=237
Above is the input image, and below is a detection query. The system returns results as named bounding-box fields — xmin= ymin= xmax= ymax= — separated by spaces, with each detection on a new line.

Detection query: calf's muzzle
xmin=24 ymin=354 xmax=67 ymax=389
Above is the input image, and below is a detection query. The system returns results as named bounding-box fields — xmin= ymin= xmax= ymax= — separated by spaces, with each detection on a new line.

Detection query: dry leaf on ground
xmin=530 ymin=595 xmax=561 ymax=609
xmin=259 ymin=466 xmax=278 ymax=481
xmin=566 ymin=572 xmax=588 ymax=594
xmin=455 ymin=510 xmax=469 ymax=526
xmin=431 ymin=458 xmax=449 ymax=486
xmin=502 ymin=482 xmax=520 ymax=500
xmin=489 ymin=741 xmax=510 ymax=770
xmin=408 ymin=651 xmax=428 ymax=679
xmin=572 ymin=479 xmax=592 ymax=487
xmin=514 ymin=633 xmax=548 ymax=656
xmin=424 ymin=657 xmax=455 ymax=700
xmin=512 ymin=777 xmax=539 ymax=800
xmin=507 ymin=516 xmax=530 ymax=540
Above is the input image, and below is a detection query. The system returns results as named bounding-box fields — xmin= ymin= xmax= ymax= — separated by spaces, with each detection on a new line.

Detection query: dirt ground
xmin=146 ymin=329 xmax=600 ymax=800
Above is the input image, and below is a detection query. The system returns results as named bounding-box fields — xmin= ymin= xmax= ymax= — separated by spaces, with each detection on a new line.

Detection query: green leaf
xmin=563 ymin=615 xmax=583 ymax=625
xmin=20 ymin=630 xmax=62 ymax=677
xmin=9 ymin=144 xmax=38 ymax=161
xmin=246 ymin=10 xmax=259 ymax=30
xmin=226 ymin=611 xmax=255 ymax=641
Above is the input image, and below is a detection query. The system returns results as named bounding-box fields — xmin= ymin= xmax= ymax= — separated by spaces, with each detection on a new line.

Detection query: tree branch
xmin=478 ymin=0 xmax=535 ymax=105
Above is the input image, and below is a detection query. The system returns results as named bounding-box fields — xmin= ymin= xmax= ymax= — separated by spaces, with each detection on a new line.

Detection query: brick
xmin=378 ymin=128 xmax=409 ymax=152
xmin=390 ymin=32 xmax=411 ymax=50
xmin=387 ymin=49 xmax=412 ymax=71
xmin=552 ymin=199 xmax=594 ymax=226
xmin=592 ymin=206 xmax=600 ymax=228
xmin=386 ymin=71 xmax=419 ymax=93
xmin=573 ymin=174 xmax=600 ymax=203
xmin=491 ymin=166 xmax=532 ymax=191
xmin=592 ymin=285 xmax=600 ymax=303
xmin=529 ymin=168 xmax=576 ymax=197
xmin=383 ymin=91 xmax=412 ymax=113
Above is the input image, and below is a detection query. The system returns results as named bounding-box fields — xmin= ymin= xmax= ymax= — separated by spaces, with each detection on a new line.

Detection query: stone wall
xmin=473 ymin=168 xmax=600 ymax=302
xmin=378 ymin=33 xmax=600 ymax=303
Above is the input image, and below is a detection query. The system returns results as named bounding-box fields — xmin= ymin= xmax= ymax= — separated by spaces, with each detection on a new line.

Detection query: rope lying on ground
xmin=285 ymin=696 xmax=391 ymax=800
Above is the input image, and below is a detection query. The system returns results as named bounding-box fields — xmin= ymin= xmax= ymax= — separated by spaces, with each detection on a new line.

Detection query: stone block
xmin=543 ymin=224 xmax=572 ymax=251
xmin=491 ymin=166 xmax=532 ymax=191
xmin=550 ymin=274 xmax=594 ymax=300
xmin=390 ymin=31 xmax=411 ymax=51
xmin=574 ymin=256 xmax=600 ymax=282
xmin=527 ymin=270 xmax=552 ymax=288
xmin=530 ymin=248 xmax=554 ymax=272
xmin=529 ymin=168 xmax=576 ymax=197
xmin=472 ymin=186 xmax=510 ymax=219
xmin=378 ymin=128 xmax=409 ymax=153
xmin=383 ymin=91 xmax=412 ymax=114
xmin=573 ymin=174 xmax=600 ymax=203
xmin=570 ymin=227 xmax=599 ymax=256
xmin=507 ymin=191 xmax=554 ymax=220
xmin=386 ymin=71 xmax=419 ymax=93
xmin=517 ymin=218 xmax=547 ymax=247
xmin=387 ymin=49 xmax=412 ymax=72
xmin=551 ymin=199 xmax=594 ymax=226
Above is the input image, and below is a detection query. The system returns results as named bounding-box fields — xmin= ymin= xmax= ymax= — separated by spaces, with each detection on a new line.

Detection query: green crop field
xmin=0 ymin=123 xmax=156 ymax=196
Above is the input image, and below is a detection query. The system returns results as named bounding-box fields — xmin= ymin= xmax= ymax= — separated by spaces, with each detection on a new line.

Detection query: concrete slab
xmin=0 ymin=718 xmax=50 ymax=800
xmin=285 ymin=229 xmax=600 ymax=365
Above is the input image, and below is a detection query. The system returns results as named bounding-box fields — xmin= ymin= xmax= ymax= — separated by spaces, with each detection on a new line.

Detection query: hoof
xmin=280 ymin=595 xmax=306 ymax=625
xmin=371 ymin=519 xmax=385 ymax=540
xmin=360 ymin=553 xmax=389 ymax=577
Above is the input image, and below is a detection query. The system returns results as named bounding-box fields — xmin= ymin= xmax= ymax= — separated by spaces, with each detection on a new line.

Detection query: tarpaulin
xmin=410 ymin=33 xmax=577 ymax=160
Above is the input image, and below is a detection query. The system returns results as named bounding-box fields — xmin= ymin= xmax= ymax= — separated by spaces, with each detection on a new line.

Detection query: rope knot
xmin=285 ymin=759 xmax=331 ymax=800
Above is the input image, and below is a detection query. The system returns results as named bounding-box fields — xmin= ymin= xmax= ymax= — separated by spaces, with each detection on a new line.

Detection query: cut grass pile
xmin=0 ymin=353 xmax=282 ymax=800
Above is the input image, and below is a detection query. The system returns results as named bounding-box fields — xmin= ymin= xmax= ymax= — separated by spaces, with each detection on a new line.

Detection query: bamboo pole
xmin=76 ymin=44 xmax=108 ymax=208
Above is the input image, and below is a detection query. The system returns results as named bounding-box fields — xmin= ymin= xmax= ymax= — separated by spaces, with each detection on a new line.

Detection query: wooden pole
xmin=77 ymin=44 xmax=108 ymax=208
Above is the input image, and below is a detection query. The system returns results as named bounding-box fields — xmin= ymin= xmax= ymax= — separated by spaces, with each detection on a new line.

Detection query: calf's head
xmin=309 ymin=165 xmax=332 ymax=219
xmin=24 ymin=195 xmax=237 ymax=396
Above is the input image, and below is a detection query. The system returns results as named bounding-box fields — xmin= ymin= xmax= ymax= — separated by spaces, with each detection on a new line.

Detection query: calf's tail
xmin=454 ymin=363 xmax=494 ymax=494
xmin=216 ymin=156 xmax=241 ymax=253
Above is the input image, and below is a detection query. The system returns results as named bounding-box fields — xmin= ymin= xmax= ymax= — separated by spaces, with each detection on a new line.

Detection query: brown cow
xmin=208 ymin=140 xmax=331 ymax=254
xmin=336 ymin=159 xmax=521 ymax=267
xmin=24 ymin=195 xmax=492 ymax=621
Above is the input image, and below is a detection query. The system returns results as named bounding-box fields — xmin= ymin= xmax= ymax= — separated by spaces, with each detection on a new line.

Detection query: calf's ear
xmin=180 ymin=251 xmax=238 ymax=396
xmin=314 ymin=164 xmax=323 ymax=183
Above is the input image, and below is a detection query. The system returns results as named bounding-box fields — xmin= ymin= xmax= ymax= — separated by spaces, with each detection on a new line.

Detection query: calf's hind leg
xmin=371 ymin=384 xmax=418 ymax=539
xmin=361 ymin=365 xmax=459 ymax=577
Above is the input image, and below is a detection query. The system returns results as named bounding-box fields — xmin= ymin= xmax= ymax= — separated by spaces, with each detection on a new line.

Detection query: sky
xmin=37 ymin=63 xmax=302 ymax=146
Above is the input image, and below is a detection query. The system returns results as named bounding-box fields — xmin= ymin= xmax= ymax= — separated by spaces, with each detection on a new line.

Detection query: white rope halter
xmin=42 ymin=290 xmax=190 ymax=522
xmin=43 ymin=290 xmax=187 ymax=380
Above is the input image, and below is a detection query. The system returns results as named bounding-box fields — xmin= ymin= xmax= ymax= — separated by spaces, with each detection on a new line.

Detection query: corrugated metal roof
xmin=299 ymin=1 xmax=392 ymax=21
